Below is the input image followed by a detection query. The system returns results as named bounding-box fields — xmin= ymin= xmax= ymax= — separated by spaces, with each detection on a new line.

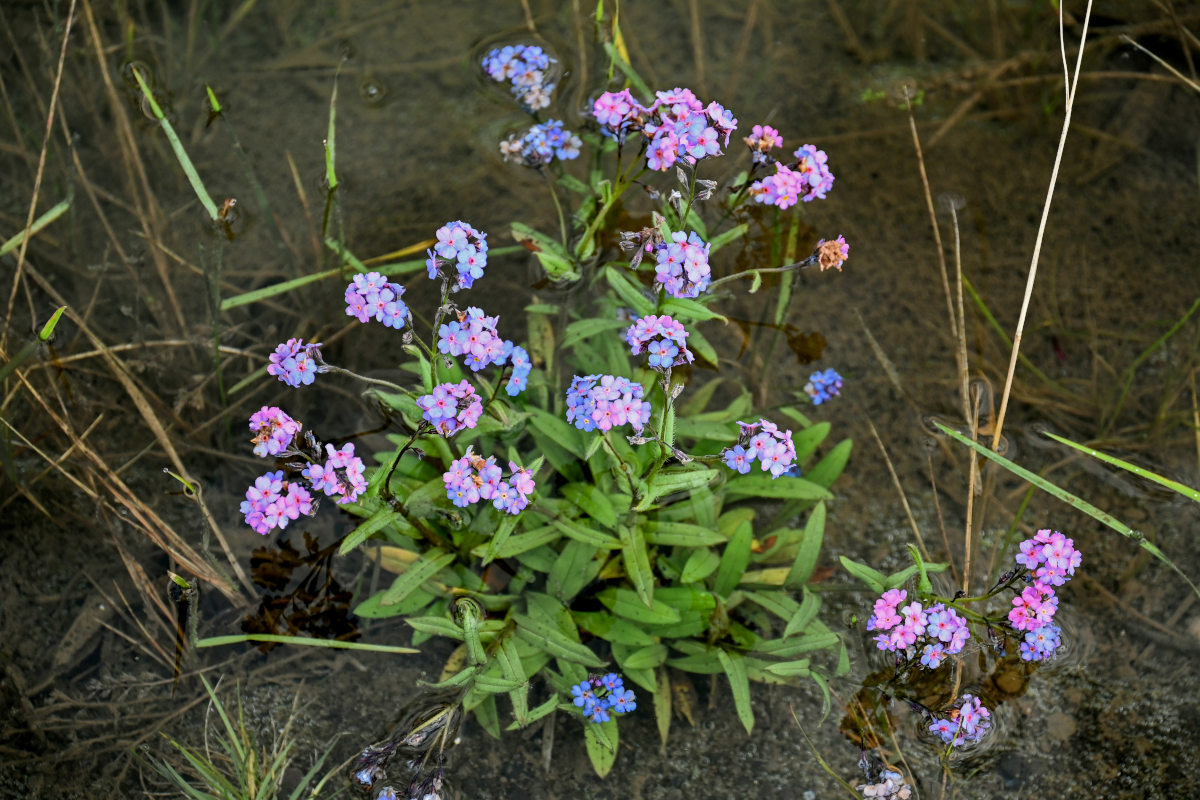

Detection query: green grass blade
xmin=602 ymin=41 xmax=653 ymax=100
xmin=130 ymin=67 xmax=219 ymax=222
xmin=934 ymin=421 xmax=1200 ymax=599
xmin=1040 ymin=429 xmax=1200 ymax=505
xmin=0 ymin=198 xmax=70 ymax=257
xmin=196 ymin=633 xmax=418 ymax=653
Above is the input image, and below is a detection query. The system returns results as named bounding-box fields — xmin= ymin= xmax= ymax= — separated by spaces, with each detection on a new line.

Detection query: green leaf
xmin=907 ymin=543 xmax=933 ymax=595
xmin=572 ymin=610 xmax=657 ymax=647
xmin=552 ymin=517 xmax=621 ymax=549
xmin=472 ymin=525 xmax=560 ymax=559
xmin=783 ymin=589 xmax=821 ymax=638
xmin=790 ymin=422 xmax=831 ymax=462
xmin=724 ymin=475 xmax=833 ymax=501
xmin=619 ymin=524 xmax=656 ymax=609
xmin=713 ymin=520 xmax=752 ymax=598
xmin=353 ymin=587 xmax=435 ymax=618
xmin=1041 ymin=429 xmax=1200 ymax=506
xmin=338 ymin=507 xmax=400 ymax=554
xmin=637 ymin=467 xmax=719 ymax=511
xmin=804 ymin=438 xmax=852 ymax=488
xmin=659 ymin=297 xmax=728 ymax=323
xmin=527 ymin=407 xmax=588 ymax=460
xmin=786 ymin=502 xmax=825 ymax=587
xmin=620 ymin=643 xmax=668 ymax=670
xmin=839 ymin=556 xmax=887 ymax=593
xmin=717 ymin=650 xmax=754 ymax=734
xmin=547 ymin=540 xmax=603 ymax=603
xmin=405 ymin=616 xmax=465 ymax=640
xmin=604 ymin=266 xmax=655 ymax=316
xmin=562 ymin=317 xmax=633 ymax=349
xmin=511 ymin=613 xmax=605 ymax=667
xmin=762 ymin=658 xmax=811 ymax=677
xmin=497 ymin=638 xmax=529 ymax=724
xmin=643 ymin=520 xmax=728 ymax=547
xmin=562 ymin=483 xmax=619 ymax=529
xmin=685 ymin=325 xmax=719 ymax=367
xmin=419 ymin=665 xmax=477 ymax=690
xmin=480 ymin=513 xmax=522 ymax=565
xmin=680 ymin=549 xmax=721 ymax=583
xmin=380 ymin=549 xmax=455 ymax=607
xmin=708 ymin=222 xmax=748 ymax=254
xmin=584 ymin=716 xmax=619 ymax=777
xmin=654 ymin=667 xmax=671 ymax=750
xmin=598 ymin=587 xmax=681 ymax=624
xmin=506 ymin=695 xmax=559 ymax=730
xmin=753 ymin=632 xmax=840 ymax=657
xmin=472 ymin=695 xmax=501 ymax=739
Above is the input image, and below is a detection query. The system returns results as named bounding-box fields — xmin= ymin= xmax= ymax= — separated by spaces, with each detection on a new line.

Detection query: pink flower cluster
xmin=344 ymin=272 xmax=409 ymax=329
xmin=565 ymin=374 xmax=653 ymax=434
xmin=1008 ymin=530 xmax=1080 ymax=637
xmin=748 ymin=143 xmax=835 ymax=209
xmin=653 ymin=230 xmax=711 ymax=299
xmin=626 ymin=314 xmax=694 ymax=369
xmin=438 ymin=307 xmax=512 ymax=372
xmin=267 ymin=338 xmax=322 ymax=387
xmin=249 ymin=406 xmax=301 ymax=458
xmin=592 ymin=87 xmax=737 ymax=172
xmin=722 ymin=419 xmax=798 ymax=478
xmin=866 ymin=589 xmax=970 ymax=668
xmin=240 ymin=471 xmax=314 ymax=535
xmin=416 ymin=380 xmax=483 ymax=437
xmin=443 ymin=447 xmax=535 ymax=515
xmin=302 ymin=442 xmax=367 ymax=505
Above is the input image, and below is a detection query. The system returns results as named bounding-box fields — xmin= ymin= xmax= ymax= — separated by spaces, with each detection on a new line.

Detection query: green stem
xmin=542 ymin=167 xmax=570 ymax=251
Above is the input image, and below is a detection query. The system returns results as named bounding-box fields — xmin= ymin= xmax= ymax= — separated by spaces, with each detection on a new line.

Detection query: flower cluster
xmin=505 ymin=345 xmax=531 ymax=396
xmin=857 ymin=769 xmax=913 ymax=800
xmin=344 ymin=272 xmax=410 ymax=329
xmin=302 ymin=442 xmax=367 ymax=505
xmin=500 ymin=119 xmax=581 ymax=166
xmin=626 ymin=314 xmax=694 ymax=369
xmin=481 ymin=44 xmax=556 ymax=110
xmin=565 ymin=374 xmax=653 ymax=434
xmin=928 ymin=694 xmax=991 ymax=747
xmin=570 ymin=673 xmax=637 ymax=724
xmin=416 ymin=380 xmax=483 ymax=437
xmin=592 ymin=87 xmax=737 ymax=172
xmin=805 ymin=368 xmax=843 ymax=405
xmin=743 ymin=123 xmax=783 ymax=164
xmin=1009 ymin=529 xmax=1080 ymax=661
xmin=438 ymin=307 xmax=509 ymax=372
xmin=653 ymin=230 xmax=711 ymax=299
xmin=425 ymin=221 xmax=489 ymax=291
xmin=866 ymin=590 xmax=971 ymax=669
xmin=722 ymin=419 xmax=798 ymax=478
xmin=249 ymin=406 xmax=301 ymax=458
xmin=442 ymin=447 xmax=535 ymax=515
xmin=240 ymin=471 xmax=314 ymax=535
xmin=815 ymin=235 xmax=850 ymax=272
xmin=267 ymin=338 xmax=322 ymax=387
xmin=748 ymin=143 xmax=835 ymax=209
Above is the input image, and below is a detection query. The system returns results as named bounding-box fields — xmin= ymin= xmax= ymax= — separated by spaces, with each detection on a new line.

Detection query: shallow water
xmin=2 ymin=1 xmax=1200 ymax=798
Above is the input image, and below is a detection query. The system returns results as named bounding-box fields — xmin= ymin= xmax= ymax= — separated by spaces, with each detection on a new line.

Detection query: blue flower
xmin=600 ymin=673 xmax=623 ymax=692
xmin=571 ymin=681 xmax=597 ymax=710
xmin=587 ymin=702 xmax=611 ymax=723
xmin=609 ymin=687 xmax=637 ymax=714
xmin=804 ymin=368 xmax=843 ymax=405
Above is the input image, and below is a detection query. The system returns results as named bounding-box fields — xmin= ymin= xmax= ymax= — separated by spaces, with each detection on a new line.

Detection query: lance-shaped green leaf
xmin=505 ymin=695 xmax=559 ymax=730
xmin=604 ymin=265 xmax=655 ymax=316
xmin=512 ymin=222 xmax=580 ymax=282
xmin=379 ymin=549 xmax=455 ymax=607
xmin=454 ymin=600 xmax=487 ymax=666
xmin=405 ymin=616 xmax=465 ymax=640
xmin=636 ymin=467 xmax=719 ymax=511
xmin=598 ymin=587 xmax=681 ymax=624
xmin=839 ymin=556 xmax=887 ymax=594
xmin=1041 ymin=428 xmax=1200 ymax=506
xmin=511 ymin=613 xmax=605 ymax=667
xmin=584 ymin=716 xmax=619 ymax=777
xmin=338 ymin=507 xmax=400 ymax=555
xmin=418 ymin=665 xmax=477 ymax=690
xmin=562 ymin=483 xmax=619 ymax=529
xmin=480 ymin=513 xmax=522 ymax=565
xmin=659 ymin=296 xmax=728 ymax=323
xmin=619 ymin=524 xmax=656 ymax=609
xmin=786 ymin=501 xmax=826 ymax=587
xmin=552 ymin=517 xmax=621 ymax=549
xmin=713 ymin=520 xmax=752 ymax=598
xmin=752 ymin=632 xmax=840 ymax=657
xmin=680 ymin=549 xmax=721 ymax=583
xmin=763 ymin=658 xmax=811 ymax=677
xmin=741 ymin=590 xmax=800 ymax=622
xmin=527 ymin=407 xmax=588 ymax=460
xmin=643 ymin=521 xmax=728 ymax=547
xmin=572 ymin=611 xmax=657 ymax=647
xmin=724 ymin=474 xmax=832 ymax=501
xmin=717 ymin=650 xmax=754 ymax=734
xmin=783 ymin=589 xmax=821 ymax=638
xmin=654 ymin=666 xmax=672 ymax=749
xmin=548 ymin=540 xmax=603 ymax=604
xmin=620 ymin=643 xmax=668 ymax=670
xmin=472 ymin=694 xmax=501 ymax=739
xmin=473 ymin=525 xmax=560 ymax=559
xmin=497 ymin=638 xmax=529 ymax=725
xmin=804 ymin=438 xmax=852 ymax=488
xmin=789 ymin=421 xmax=831 ymax=461
xmin=562 ymin=317 xmax=633 ymax=349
